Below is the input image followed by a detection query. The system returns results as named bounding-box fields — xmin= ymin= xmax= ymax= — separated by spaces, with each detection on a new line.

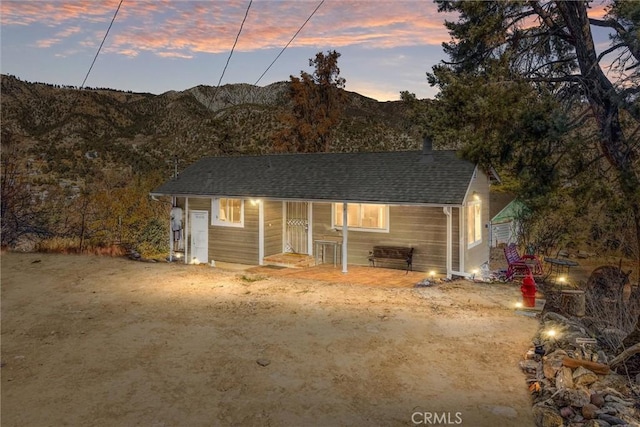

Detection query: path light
xmin=545 ymin=328 xmax=557 ymax=338
xmin=429 ymin=270 xmax=436 ymax=279
xmin=558 ymin=276 xmax=566 ymax=284
xmin=515 ymin=302 xmax=523 ymax=309
xmin=472 ymin=269 xmax=479 ymax=280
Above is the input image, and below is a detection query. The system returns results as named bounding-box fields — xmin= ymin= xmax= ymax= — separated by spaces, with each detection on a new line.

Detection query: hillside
xmin=1 ymin=74 xmax=420 ymax=182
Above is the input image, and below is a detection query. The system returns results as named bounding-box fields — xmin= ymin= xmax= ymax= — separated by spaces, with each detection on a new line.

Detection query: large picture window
xmin=333 ymin=203 xmax=389 ymax=232
xmin=212 ymin=198 xmax=244 ymax=227
xmin=467 ymin=201 xmax=482 ymax=247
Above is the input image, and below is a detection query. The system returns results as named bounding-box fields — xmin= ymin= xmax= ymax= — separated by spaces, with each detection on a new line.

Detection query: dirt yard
xmin=1 ymin=252 xmax=539 ymax=426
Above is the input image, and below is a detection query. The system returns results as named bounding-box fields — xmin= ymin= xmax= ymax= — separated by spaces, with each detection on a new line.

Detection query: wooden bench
xmin=504 ymin=243 xmax=543 ymax=280
xmin=368 ymin=246 xmax=414 ymax=274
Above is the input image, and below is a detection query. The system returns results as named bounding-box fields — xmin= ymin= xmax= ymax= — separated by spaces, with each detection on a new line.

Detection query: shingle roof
xmin=152 ymin=150 xmax=476 ymax=205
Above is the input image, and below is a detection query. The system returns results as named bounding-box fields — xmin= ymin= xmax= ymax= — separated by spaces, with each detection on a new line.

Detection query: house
xmin=150 ymin=142 xmax=492 ymax=278
xmin=490 ymin=199 xmax=527 ymax=247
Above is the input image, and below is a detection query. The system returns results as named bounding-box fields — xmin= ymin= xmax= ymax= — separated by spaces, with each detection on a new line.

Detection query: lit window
xmin=212 ymin=198 xmax=244 ymax=227
xmin=467 ymin=201 xmax=482 ymax=247
xmin=333 ymin=203 xmax=388 ymax=232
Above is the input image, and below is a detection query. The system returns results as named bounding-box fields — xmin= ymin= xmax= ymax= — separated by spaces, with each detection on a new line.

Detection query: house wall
xmin=264 ymin=200 xmax=283 ymax=256
xmin=463 ymin=168 xmax=491 ymax=272
xmin=311 ymin=203 xmax=452 ymax=273
xmin=179 ymin=197 xmax=259 ymax=265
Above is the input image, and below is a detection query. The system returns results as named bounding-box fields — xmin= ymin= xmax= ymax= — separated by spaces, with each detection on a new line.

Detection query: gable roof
xmin=151 ymin=150 xmax=477 ymax=205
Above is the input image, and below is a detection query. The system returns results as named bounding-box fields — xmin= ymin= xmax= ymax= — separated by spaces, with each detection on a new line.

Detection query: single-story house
xmin=150 ymin=142 xmax=493 ymax=278
xmin=490 ymin=199 xmax=527 ymax=247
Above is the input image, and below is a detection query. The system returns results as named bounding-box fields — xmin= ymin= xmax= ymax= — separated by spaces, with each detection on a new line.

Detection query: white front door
xmin=189 ymin=210 xmax=208 ymax=264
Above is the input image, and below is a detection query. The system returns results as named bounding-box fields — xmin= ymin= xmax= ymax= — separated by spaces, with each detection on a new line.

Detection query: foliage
xmin=426 ymin=0 xmax=640 ymax=267
xmin=275 ymin=50 xmax=348 ymax=152
xmin=1 ymin=132 xmax=51 ymax=247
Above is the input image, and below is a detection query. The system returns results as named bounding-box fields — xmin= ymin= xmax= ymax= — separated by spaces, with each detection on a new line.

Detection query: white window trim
xmin=212 ymin=198 xmax=245 ymax=228
xmin=331 ymin=203 xmax=390 ymax=233
xmin=467 ymin=200 xmax=482 ymax=249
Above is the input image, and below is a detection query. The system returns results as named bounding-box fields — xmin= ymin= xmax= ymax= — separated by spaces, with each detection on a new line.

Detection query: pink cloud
xmin=3 ymin=0 xmax=452 ymax=57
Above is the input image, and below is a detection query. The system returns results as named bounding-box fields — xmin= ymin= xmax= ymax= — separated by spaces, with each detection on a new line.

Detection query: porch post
xmin=342 ymin=202 xmax=348 ymax=273
xmin=184 ymin=197 xmax=189 ymax=265
xmin=443 ymin=207 xmax=452 ymax=278
xmin=258 ymin=200 xmax=265 ymax=265
xmin=169 ymin=196 xmax=174 ymax=262
xmin=307 ymin=202 xmax=313 ymax=256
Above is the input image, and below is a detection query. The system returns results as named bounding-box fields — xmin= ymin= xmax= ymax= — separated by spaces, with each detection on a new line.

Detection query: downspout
xmin=341 ymin=202 xmax=348 ymax=273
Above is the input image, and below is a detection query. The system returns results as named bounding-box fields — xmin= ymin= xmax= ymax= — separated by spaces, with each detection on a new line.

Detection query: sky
xmin=1 ymin=0 xmax=458 ymax=101
xmin=0 ymin=1 xmax=611 ymax=102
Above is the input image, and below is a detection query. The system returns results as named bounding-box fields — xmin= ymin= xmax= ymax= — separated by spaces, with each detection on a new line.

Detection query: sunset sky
xmin=0 ymin=1 xmax=611 ymax=101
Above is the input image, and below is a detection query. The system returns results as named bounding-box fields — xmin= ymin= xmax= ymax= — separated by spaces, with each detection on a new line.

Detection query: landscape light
xmin=515 ymin=302 xmax=523 ymax=308
xmin=429 ymin=270 xmax=436 ymax=278
xmin=545 ymin=329 xmax=557 ymax=338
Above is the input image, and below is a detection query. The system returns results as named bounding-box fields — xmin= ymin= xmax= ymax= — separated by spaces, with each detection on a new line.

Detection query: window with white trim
xmin=467 ymin=200 xmax=482 ymax=247
xmin=333 ymin=203 xmax=389 ymax=232
xmin=212 ymin=198 xmax=244 ymax=227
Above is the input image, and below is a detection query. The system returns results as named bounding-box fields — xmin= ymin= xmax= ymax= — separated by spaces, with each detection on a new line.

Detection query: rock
xmin=597 ymin=413 xmax=626 ymax=425
xmin=582 ymin=403 xmax=599 ymax=420
xmin=590 ymin=392 xmax=605 ymax=408
xmin=533 ymin=404 xmax=564 ymax=427
xmin=573 ymin=366 xmax=598 ymax=386
xmin=256 ymin=358 xmax=270 ymax=367
xmin=544 ymin=350 xmax=568 ymax=379
xmin=556 ymin=366 xmax=575 ymax=389
xmin=559 ymin=406 xmax=575 ymax=419
xmin=590 ymin=374 xmax=630 ymax=395
xmin=520 ymin=359 xmax=540 ymax=375
xmin=584 ymin=420 xmax=611 ymax=427
xmin=489 ymin=405 xmax=517 ymax=418
xmin=567 ymin=388 xmax=590 ymax=407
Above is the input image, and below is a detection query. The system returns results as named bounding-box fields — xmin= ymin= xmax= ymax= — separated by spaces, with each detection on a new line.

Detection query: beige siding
xmin=463 ymin=168 xmax=491 ymax=272
xmin=179 ymin=197 xmax=259 ymax=265
xmin=311 ymin=202 xmax=450 ymax=273
xmin=264 ymin=201 xmax=283 ymax=256
xmin=211 ymin=200 xmax=259 ymax=265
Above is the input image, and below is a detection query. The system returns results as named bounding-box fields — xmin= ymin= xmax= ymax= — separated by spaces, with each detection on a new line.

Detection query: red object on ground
xmin=521 ymin=273 xmax=537 ymax=307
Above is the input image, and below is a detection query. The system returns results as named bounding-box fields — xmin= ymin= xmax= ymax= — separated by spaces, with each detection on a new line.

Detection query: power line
xmin=254 ymin=0 xmax=325 ymax=86
xmin=79 ymin=0 xmax=124 ymax=89
xmin=206 ymin=0 xmax=253 ymax=110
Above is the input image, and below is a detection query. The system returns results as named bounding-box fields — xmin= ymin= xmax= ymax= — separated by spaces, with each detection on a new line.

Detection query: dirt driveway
xmin=1 ymin=253 xmax=538 ymax=426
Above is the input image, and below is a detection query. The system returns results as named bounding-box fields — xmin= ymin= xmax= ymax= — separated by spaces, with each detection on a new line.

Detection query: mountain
xmin=1 ymin=74 xmax=422 ymax=183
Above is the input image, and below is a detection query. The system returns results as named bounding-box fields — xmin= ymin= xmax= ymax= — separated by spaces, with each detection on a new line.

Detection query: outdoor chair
xmin=504 ymin=243 xmax=544 ymax=280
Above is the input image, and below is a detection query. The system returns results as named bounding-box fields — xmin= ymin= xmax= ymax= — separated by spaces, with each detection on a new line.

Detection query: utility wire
xmin=80 ymin=0 xmax=124 ymax=89
xmin=206 ymin=0 xmax=253 ymax=110
xmin=254 ymin=0 xmax=325 ymax=86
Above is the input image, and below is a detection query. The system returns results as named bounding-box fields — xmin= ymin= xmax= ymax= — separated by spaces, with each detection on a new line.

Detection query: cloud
xmin=2 ymin=0 xmax=451 ymax=57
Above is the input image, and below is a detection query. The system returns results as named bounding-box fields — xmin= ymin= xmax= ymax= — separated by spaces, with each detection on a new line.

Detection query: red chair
xmin=504 ymin=243 xmax=543 ymax=280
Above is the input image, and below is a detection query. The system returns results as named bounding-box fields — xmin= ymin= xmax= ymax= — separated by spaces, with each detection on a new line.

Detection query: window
xmin=333 ymin=203 xmax=389 ymax=232
xmin=212 ymin=198 xmax=244 ymax=227
xmin=467 ymin=201 xmax=482 ymax=247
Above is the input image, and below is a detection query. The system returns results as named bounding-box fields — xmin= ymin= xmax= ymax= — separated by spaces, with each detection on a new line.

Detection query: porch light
xmin=250 ymin=199 xmax=262 ymax=206
xmin=472 ymin=191 xmax=480 ymax=201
